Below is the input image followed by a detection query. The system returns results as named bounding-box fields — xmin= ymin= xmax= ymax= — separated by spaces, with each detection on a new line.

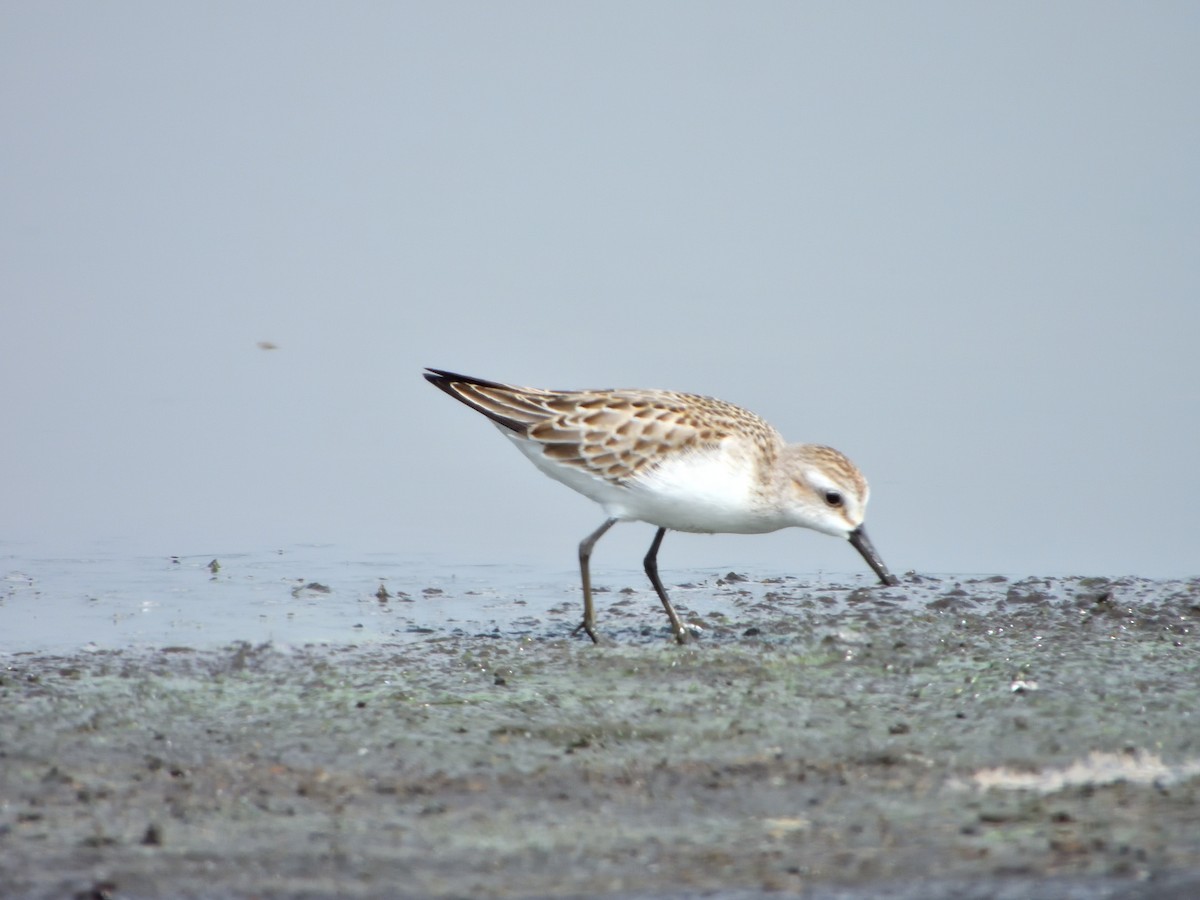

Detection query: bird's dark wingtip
xmin=422 ymin=368 xmax=528 ymax=433
xmin=422 ymin=368 xmax=513 ymax=391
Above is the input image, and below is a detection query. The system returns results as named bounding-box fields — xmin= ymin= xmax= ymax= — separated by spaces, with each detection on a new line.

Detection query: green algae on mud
xmin=2 ymin=574 xmax=1199 ymax=898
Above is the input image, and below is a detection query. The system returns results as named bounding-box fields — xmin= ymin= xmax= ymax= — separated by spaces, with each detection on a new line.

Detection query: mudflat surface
xmin=3 ymin=570 xmax=1200 ymax=898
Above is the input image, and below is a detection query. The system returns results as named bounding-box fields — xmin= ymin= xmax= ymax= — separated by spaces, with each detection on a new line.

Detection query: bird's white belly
xmin=621 ymin=451 xmax=779 ymax=533
xmin=510 ymin=434 xmax=781 ymax=534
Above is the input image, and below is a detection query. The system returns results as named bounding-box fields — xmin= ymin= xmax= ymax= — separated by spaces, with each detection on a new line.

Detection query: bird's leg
xmin=574 ymin=518 xmax=617 ymax=643
xmin=643 ymin=527 xmax=688 ymax=644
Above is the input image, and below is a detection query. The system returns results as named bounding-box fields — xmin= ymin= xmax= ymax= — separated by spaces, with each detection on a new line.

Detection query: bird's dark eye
xmin=824 ymin=490 xmax=843 ymax=507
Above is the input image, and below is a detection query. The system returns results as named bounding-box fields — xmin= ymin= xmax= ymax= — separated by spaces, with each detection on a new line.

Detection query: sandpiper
xmin=425 ymin=368 xmax=898 ymax=643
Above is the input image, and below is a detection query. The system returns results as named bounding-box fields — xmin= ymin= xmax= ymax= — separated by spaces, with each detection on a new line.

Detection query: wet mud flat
xmin=2 ymin=574 xmax=1199 ymax=899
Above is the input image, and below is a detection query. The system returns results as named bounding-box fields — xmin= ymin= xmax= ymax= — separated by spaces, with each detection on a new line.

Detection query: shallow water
xmin=0 ymin=544 xmax=572 ymax=653
xmin=0 ymin=542 xmax=898 ymax=654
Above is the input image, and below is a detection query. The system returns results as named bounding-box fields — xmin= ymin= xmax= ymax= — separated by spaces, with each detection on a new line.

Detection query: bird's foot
xmin=571 ymin=620 xmax=602 ymax=645
xmin=670 ymin=621 xmax=704 ymax=645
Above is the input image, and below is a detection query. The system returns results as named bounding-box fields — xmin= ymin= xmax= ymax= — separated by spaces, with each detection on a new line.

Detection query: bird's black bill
xmin=848 ymin=526 xmax=899 ymax=586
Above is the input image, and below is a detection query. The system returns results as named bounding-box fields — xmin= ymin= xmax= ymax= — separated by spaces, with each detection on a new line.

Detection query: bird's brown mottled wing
xmin=424 ymin=369 xmax=779 ymax=484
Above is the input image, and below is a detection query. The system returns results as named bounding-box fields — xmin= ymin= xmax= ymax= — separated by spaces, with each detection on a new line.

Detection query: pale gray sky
xmin=3 ymin=3 xmax=1198 ymax=578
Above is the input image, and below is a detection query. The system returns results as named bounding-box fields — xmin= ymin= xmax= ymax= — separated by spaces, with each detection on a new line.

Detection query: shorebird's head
xmin=780 ymin=444 xmax=899 ymax=586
